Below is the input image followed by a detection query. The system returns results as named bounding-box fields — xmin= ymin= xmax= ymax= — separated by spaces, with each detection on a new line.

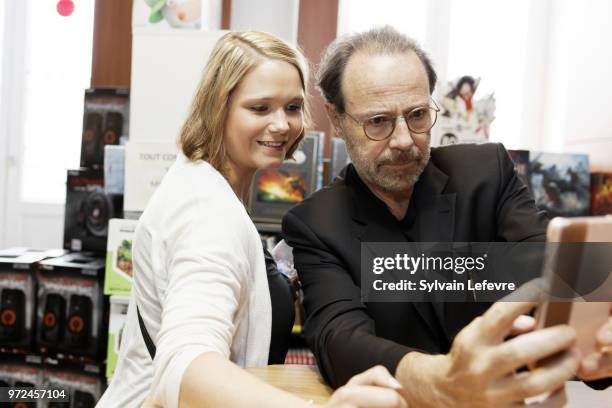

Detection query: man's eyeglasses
xmin=343 ymin=100 xmax=440 ymax=141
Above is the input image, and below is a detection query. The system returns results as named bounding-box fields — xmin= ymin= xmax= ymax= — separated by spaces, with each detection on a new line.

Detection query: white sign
xmin=124 ymin=141 xmax=178 ymax=212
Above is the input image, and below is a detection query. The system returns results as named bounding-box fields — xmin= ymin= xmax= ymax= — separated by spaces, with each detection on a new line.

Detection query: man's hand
xmin=396 ymin=301 xmax=580 ymax=407
xmin=577 ymin=314 xmax=612 ymax=381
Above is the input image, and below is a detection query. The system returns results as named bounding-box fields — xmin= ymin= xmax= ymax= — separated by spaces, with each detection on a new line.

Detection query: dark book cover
xmin=529 ymin=152 xmax=590 ymax=217
xmin=507 ymin=149 xmax=533 ymax=198
xmin=591 ymin=172 xmax=612 ymax=215
xmin=329 ymin=137 xmax=351 ymax=184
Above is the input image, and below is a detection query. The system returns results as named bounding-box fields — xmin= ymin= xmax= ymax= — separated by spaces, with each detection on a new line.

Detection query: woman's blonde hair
xmin=179 ymin=31 xmax=311 ymax=177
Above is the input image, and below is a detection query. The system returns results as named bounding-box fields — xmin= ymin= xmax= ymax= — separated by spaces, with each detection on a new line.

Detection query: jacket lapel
xmin=346 ymin=163 xmax=457 ymax=342
xmin=413 ymin=161 xmax=455 ymax=242
xmin=348 ymin=163 xmax=456 ymax=242
xmin=412 ymin=163 xmax=457 ymax=342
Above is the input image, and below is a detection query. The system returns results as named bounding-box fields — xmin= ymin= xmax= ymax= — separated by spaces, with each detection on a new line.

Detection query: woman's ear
xmin=325 ymin=102 xmax=344 ymax=140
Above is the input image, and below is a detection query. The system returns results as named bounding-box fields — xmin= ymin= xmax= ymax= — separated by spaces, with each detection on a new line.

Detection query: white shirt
xmin=97 ymin=154 xmax=272 ymax=408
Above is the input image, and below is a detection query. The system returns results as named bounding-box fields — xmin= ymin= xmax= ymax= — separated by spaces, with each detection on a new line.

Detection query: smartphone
xmin=534 ymin=216 xmax=612 ymax=356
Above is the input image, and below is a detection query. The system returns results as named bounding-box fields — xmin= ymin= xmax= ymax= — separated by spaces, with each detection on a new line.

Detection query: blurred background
xmin=1 ymin=0 xmax=611 ymax=248
xmin=1 ymin=2 xmax=611 ymax=404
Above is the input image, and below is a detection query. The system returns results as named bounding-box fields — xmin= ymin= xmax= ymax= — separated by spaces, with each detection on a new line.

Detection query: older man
xmin=282 ymin=26 xmax=611 ymax=407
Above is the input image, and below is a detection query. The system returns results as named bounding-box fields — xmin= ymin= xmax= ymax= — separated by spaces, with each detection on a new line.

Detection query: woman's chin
xmin=256 ymin=157 xmax=286 ymax=170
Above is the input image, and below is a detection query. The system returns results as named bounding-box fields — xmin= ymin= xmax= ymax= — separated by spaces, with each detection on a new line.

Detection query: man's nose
xmin=269 ymin=110 xmax=290 ymax=134
xmin=387 ymin=117 xmax=414 ymax=150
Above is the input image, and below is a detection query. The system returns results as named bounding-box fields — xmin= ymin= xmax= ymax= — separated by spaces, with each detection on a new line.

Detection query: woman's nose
xmin=268 ymin=110 xmax=290 ymax=134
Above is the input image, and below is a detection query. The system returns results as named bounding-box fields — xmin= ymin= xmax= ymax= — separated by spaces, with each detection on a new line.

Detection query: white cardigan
xmin=97 ymin=154 xmax=272 ymax=408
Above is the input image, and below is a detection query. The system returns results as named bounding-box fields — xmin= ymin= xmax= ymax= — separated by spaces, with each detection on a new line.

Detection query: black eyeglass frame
xmin=343 ymin=99 xmax=441 ymax=141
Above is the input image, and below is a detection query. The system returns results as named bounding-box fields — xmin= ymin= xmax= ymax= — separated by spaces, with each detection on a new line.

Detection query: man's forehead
xmin=342 ymin=50 xmax=430 ymax=111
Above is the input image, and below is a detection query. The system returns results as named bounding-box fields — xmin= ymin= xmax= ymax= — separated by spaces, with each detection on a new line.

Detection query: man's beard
xmin=346 ymin=138 xmax=431 ymax=194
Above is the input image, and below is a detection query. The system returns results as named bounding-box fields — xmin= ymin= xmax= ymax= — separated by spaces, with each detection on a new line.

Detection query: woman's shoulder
xmin=166 ymin=154 xmax=224 ymax=186
xmin=143 ymin=155 xmax=253 ymax=237
xmin=159 ymin=155 xmax=235 ymax=205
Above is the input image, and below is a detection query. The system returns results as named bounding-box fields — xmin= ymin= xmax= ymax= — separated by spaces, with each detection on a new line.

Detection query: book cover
xmin=248 ymin=133 xmax=320 ymax=224
xmin=104 ymin=219 xmax=137 ymax=296
xmin=310 ymin=131 xmax=325 ymax=190
xmin=529 ymin=152 xmax=590 ymax=217
xmin=507 ymin=149 xmax=533 ymax=197
xmin=591 ymin=172 xmax=612 ymax=215
xmin=329 ymin=137 xmax=351 ymax=183
xmin=434 ymin=75 xmax=495 ymax=146
xmin=105 ymin=295 xmax=129 ymax=378
xmin=104 ymin=145 xmax=125 ymax=195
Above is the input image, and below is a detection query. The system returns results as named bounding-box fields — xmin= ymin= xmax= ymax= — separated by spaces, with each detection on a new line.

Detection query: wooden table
xmin=246 ymin=364 xmax=332 ymax=404
xmin=247 ymin=365 xmax=612 ymax=407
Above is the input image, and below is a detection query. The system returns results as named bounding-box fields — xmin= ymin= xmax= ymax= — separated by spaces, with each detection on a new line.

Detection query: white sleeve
xmin=150 ymin=192 xmax=251 ymax=408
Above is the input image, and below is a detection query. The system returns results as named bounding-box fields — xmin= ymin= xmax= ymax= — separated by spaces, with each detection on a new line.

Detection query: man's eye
xmin=250 ymin=105 xmax=268 ymax=112
xmin=367 ymin=116 xmax=392 ymax=127
xmin=409 ymin=108 xmax=427 ymax=120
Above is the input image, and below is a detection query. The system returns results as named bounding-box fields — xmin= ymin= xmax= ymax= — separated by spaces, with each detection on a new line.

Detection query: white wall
xmin=129 ymin=29 xmax=226 ymax=143
xmin=519 ymin=0 xmax=553 ymax=152
xmin=230 ymin=0 xmax=299 ymax=45
xmin=0 ymin=0 xmax=92 ymax=250
xmin=542 ymin=0 xmax=612 ymax=171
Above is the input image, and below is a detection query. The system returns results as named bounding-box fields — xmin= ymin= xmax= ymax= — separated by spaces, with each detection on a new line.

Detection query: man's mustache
xmin=378 ymin=149 xmax=422 ymax=166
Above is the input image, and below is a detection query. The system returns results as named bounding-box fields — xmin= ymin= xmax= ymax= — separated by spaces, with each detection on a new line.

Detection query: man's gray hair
xmin=317 ymin=25 xmax=437 ymax=113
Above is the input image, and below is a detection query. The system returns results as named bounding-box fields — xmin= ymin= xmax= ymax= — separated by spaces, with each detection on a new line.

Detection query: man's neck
xmin=360 ymin=176 xmax=413 ymax=221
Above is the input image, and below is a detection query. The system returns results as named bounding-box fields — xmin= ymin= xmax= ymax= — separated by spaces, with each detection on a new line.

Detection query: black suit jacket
xmin=282 ymin=143 xmax=552 ymax=388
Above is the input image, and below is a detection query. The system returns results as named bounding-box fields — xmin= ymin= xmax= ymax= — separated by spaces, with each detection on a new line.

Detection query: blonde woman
xmin=97 ymin=32 xmax=407 ymax=408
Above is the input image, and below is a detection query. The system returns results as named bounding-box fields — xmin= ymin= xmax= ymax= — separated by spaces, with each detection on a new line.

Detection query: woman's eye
xmin=250 ymin=105 xmax=268 ymax=112
xmin=287 ymin=104 xmax=303 ymax=112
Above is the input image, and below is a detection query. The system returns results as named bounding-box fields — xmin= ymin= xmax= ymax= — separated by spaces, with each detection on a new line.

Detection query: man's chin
xmin=382 ymin=181 xmax=417 ymax=194
xmin=373 ymin=174 xmax=418 ymax=194
xmin=377 ymin=166 xmax=424 ymax=192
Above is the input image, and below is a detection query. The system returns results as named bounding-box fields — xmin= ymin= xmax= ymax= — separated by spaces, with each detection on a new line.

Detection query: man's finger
xmin=494 ymin=349 xmax=578 ymax=404
xmin=480 ymin=301 xmax=538 ymax=342
xmin=509 ymin=315 xmax=536 ymax=337
xmin=487 ymin=325 xmax=576 ymax=376
xmin=482 ymin=278 xmax=551 ymax=343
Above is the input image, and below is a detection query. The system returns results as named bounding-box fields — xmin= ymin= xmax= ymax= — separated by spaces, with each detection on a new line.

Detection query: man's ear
xmin=325 ymin=102 xmax=344 ymax=140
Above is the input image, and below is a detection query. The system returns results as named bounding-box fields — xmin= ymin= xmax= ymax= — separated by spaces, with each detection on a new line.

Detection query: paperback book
xmin=248 ymin=133 xmax=321 ymax=224
xmin=591 ymin=172 xmax=612 ymax=215
xmin=529 ymin=152 xmax=590 ymax=217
